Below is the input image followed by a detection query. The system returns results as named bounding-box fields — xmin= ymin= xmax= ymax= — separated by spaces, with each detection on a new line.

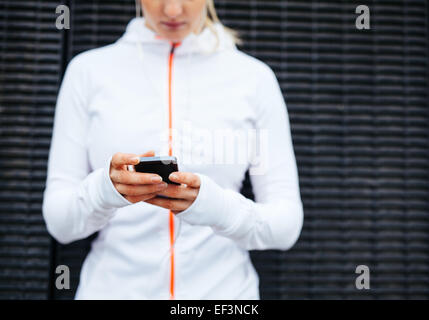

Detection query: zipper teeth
xmin=168 ymin=42 xmax=180 ymax=300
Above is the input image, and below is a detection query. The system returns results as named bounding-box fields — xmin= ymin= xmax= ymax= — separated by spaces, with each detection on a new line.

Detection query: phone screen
xmin=133 ymin=156 xmax=180 ymax=185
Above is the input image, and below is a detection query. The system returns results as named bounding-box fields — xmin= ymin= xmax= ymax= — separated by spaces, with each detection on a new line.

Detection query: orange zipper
xmin=168 ymin=41 xmax=181 ymax=300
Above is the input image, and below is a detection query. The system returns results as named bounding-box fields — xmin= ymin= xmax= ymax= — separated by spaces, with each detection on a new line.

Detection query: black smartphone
xmin=133 ymin=156 xmax=180 ymax=185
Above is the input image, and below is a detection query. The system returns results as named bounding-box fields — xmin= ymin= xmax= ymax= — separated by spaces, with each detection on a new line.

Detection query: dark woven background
xmin=0 ymin=0 xmax=428 ymax=299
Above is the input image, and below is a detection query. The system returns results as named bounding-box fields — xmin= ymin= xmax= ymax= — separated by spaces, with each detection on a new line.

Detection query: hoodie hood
xmin=117 ymin=17 xmax=237 ymax=56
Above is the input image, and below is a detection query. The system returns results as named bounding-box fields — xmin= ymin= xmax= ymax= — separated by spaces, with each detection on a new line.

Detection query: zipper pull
xmin=170 ymin=42 xmax=181 ymax=55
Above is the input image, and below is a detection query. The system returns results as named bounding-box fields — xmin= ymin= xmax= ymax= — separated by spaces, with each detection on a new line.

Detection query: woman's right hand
xmin=109 ymin=150 xmax=168 ymax=203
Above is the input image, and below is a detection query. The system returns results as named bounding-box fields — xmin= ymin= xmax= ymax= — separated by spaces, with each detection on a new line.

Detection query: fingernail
xmin=152 ymin=176 xmax=162 ymax=182
xmin=131 ymin=157 xmax=139 ymax=163
xmin=170 ymin=173 xmax=178 ymax=180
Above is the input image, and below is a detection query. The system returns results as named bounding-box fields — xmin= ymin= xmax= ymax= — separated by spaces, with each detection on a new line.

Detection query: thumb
xmin=126 ymin=151 xmax=154 ymax=172
xmin=139 ymin=150 xmax=155 ymax=157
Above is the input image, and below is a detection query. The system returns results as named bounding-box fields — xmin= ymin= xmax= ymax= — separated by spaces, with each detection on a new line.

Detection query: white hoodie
xmin=42 ymin=17 xmax=304 ymax=299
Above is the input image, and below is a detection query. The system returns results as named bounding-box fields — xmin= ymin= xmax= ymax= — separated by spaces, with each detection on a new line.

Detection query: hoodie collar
xmin=118 ymin=17 xmax=236 ymax=55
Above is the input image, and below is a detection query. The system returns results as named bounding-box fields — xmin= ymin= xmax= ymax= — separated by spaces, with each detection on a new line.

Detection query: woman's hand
xmin=144 ymin=172 xmax=201 ymax=214
xmin=109 ymin=150 xmax=168 ymax=203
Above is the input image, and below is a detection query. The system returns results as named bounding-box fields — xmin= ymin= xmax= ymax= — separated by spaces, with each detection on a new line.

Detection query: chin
xmin=165 ymin=35 xmax=186 ymax=44
xmin=160 ymin=30 xmax=189 ymax=42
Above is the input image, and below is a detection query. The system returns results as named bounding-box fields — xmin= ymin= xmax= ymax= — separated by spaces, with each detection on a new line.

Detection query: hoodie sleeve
xmin=175 ymin=64 xmax=304 ymax=251
xmin=42 ymin=56 xmax=133 ymax=245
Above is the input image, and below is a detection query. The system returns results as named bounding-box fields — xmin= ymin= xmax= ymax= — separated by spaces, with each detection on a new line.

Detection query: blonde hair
xmin=136 ymin=0 xmax=243 ymax=48
xmin=204 ymin=0 xmax=243 ymax=47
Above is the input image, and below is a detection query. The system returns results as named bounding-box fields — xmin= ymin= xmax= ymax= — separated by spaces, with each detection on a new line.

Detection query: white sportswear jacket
xmin=42 ymin=17 xmax=304 ymax=300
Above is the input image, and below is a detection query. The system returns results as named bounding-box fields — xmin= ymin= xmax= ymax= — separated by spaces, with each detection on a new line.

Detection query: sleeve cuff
xmin=175 ymin=173 xmax=234 ymax=230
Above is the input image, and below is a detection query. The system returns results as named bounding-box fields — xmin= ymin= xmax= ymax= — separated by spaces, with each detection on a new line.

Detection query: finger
xmin=111 ymin=169 xmax=163 ymax=185
xmin=168 ymin=172 xmax=201 ymax=188
xmin=139 ymin=150 xmax=155 ymax=157
xmin=111 ymin=152 xmax=140 ymax=169
xmin=144 ymin=197 xmax=192 ymax=212
xmin=127 ymin=150 xmax=155 ymax=171
xmin=114 ymin=182 xmax=168 ymax=196
xmin=125 ymin=191 xmax=161 ymax=203
xmin=156 ymin=184 xmax=198 ymax=200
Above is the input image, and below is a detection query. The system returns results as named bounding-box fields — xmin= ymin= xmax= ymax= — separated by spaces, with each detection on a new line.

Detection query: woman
xmin=42 ymin=0 xmax=304 ymax=299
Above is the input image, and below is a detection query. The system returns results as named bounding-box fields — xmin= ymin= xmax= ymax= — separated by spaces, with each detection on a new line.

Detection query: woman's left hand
xmin=143 ymin=172 xmax=201 ymax=214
